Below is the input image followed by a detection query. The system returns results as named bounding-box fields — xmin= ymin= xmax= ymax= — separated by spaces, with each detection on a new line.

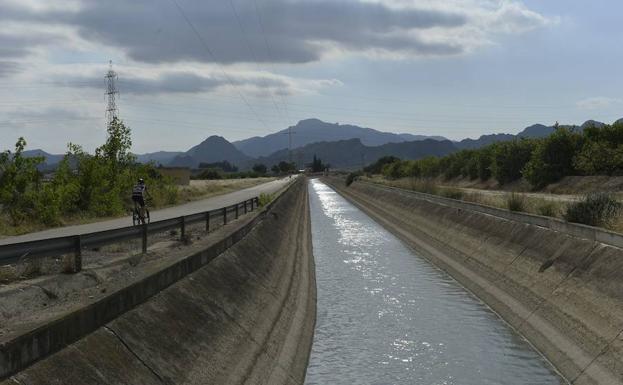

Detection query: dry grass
xmin=177 ymin=178 xmax=275 ymax=203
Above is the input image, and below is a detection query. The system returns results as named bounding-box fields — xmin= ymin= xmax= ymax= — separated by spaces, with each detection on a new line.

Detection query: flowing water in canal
xmin=305 ymin=180 xmax=565 ymax=385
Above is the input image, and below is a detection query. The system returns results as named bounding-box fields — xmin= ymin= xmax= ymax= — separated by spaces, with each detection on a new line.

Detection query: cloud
xmin=0 ymin=0 xmax=553 ymax=66
xmin=577 ymin=97 xmax=623 ymax=110
xmin=0 ymin=61 xmax=20 ymax=77
xmin=50 ymin=66 xmax=337 ymax=97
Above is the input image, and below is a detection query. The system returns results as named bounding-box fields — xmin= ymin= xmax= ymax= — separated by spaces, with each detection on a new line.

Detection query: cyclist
xmin=132 ymin=178 xmax=150 ymax=223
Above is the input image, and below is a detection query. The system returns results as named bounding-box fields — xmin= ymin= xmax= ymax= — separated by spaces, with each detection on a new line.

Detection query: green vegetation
xmin=252 ymin=163 xmax=267 ymax=175
xmin=194 ymin=169 xmax=266 ymax=180
xmin=506 ymin=193 xmax=526 ymax=212
xmin=309 ymin=154 xmax=328 ymax=172
xmin=271 ymin=161 xmax=296 ymax=175
xmin=198 ymin=160 xmax=238 ymax=172
xmin=258 ymin=192 xmax=274 ymax=207
xmin=369 ymin=121 xmax=623 ymax=189
xmin=535 ymin=201 xmax=561 ymax=217
xmin=564 ymin=193 xmax=622 ymax=227
xmin=345 ymin=172 xmax=361 ymax=187
xmin=0 ymin=118 xmax=176 ymax=231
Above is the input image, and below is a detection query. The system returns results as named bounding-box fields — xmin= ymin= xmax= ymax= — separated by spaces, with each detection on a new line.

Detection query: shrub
xmin=345 ymin=172 xmax=361 ymax=187
xmin=535 ymin=200 xmax=560 ymax=217
xmin=364 ymin=156 xmax=400 ymax=174
xmin=196 ymin=168 xmax=223 ymax=180
xmin=506 ymin=193 xmax=526 ymax=212
xmin=563 ymin=193 xmax=622 ymax=227
xmin=258 ymin=193 xmax=274 ymax=207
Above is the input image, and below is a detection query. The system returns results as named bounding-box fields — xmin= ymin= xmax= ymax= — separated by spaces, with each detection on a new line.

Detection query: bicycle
xmin=132 ymin=201 xmax=150 ymax=226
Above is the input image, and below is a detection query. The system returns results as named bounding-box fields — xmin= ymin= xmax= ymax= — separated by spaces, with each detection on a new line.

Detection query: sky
xmin=1 ymin=0 xmax=622 ymax=154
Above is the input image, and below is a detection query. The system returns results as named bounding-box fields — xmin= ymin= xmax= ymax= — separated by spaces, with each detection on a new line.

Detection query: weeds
xmin=564 ymin=193 xmax=622 ymax=227
xmin=506 ymin=193 xmax=526 ymax=212
xmin=258 ymin=193 xmax=274 ymax=207
xmin=535 ymin=201 xmax=560 ymax=217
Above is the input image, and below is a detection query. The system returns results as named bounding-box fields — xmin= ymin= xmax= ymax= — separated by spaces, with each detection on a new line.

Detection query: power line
xmin=252 ymin=0 xmax=294 ymax=123
xmin=228 ymin=0 xmax=286 ymax=128
xmin=168 ymin=0 xmax=272 ymax=132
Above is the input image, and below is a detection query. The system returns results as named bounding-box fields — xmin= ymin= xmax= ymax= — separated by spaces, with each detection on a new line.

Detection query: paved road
xmin=0 ymin=177 xmax=294 ymax=246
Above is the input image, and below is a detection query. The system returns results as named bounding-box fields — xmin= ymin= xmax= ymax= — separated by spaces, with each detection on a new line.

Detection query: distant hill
xmin=22 ymin=149 xmax=64 ymax=165
xmin=249 ymin=138 xmax=457 ymax=170
xmin=135 ymin=151 xmax=183 ymax=165
xmin=169 ymin=135 xmax=250 ymax=168
xmin=232 ymin=118 xmax=447 ymax=158
xmin=455 ymin=119 xmax=609 ymax=150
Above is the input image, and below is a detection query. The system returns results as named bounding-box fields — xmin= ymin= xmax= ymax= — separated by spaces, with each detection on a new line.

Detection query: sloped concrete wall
xmin=325 ymin=177 xmax=623 ymax=385
xmin=4 ymin=179 xmax=315 ymax=385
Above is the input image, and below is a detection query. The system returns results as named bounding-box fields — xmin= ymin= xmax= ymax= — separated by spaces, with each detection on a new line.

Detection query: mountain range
xmin=21 ymin=117 xmax=622 ymax=171
xmin=247 ymin=138 xmax=456 ymax=170
xmin=232 ymin=118 xmax=447 ymax=158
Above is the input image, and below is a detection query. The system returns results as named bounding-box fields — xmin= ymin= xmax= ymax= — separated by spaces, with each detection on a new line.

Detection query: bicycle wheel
xmin=132 ymin=209 xmax=139 ymax=226
xmin=144 ymin=209 xmax=150 ymax=224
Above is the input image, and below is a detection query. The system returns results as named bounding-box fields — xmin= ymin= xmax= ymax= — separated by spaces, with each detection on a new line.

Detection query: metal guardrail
xmin=0 ymin=197 xmax=259 ymax=271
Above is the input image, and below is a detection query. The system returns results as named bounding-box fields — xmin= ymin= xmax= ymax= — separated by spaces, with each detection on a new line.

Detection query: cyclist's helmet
xmin=138 ymin=178 xmax=145 ymax=185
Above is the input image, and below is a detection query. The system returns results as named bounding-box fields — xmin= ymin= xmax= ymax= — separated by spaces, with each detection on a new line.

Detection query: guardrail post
xmin=206 ymin=212 xmax=210 ymax=232
xmin=235 ymin=203 xmax=239 ymax=219
xmin=73 ymin=235 xmax=82 ymax=273
xmin=180 ymin=216 xmax=186 ymax=240
xmin=244 ymin=200 xmax=248 ymax=214
xmin=142 ymin=224 xmax=148 ymax=253
xmin=223 ymin=207 xmax=227 ymax=225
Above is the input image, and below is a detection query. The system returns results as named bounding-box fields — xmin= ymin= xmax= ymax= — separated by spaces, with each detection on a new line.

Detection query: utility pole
xmin=282 ymin=126 xmax=296 ymax=165
xmin=105 ymin=60 xmax=119 ymax=126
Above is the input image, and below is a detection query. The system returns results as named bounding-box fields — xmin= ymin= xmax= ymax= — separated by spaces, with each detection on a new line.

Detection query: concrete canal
xmin=305 ymin=179 xmax=565 ymax=385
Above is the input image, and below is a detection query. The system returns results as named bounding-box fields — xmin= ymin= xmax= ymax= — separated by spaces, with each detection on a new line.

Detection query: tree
xmin=490 ymin=139 xmax=536 ymax=185
xmin=96 ymin=117 xmax=134 ymax=186
xmin=0 ymin=138 xmax=44 ymax=224
xmin=574 ymin=121 xmax=623 ymax=175
xmin=524 ymin=126 xmax=583 ymax=188
xmin=271 ymin=164 xmax=280 ymax=174
xmin=252 ymin=163 xmax=267 ymax=174
xmin=278 ymin=161 xmax=296 ymax=173
xmin=364 ymin=156 xmax=400 ymax=174
xmin=310 ymin=154 xmax=326 ymax=172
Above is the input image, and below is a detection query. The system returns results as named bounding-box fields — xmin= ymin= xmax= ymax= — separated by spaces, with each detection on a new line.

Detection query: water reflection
xmin=305 ymin=179 xmax=564 ymax=385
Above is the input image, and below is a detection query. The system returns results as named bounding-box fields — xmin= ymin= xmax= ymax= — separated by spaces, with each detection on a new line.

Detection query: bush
xmin=258 ymin=193 xmax=274 ymax=207
xmin=364 ymin=156 xmax=400 ymax=174
xmin=564 ymin=193 xmax=622 ymax=227
xmin=196 ymin=168 xmax=223 ymax=180
xmin=346 ymin=172 xmax=361 ymax=187
xmin=535 ymin=200 xmax=560 ymax=217
xmin=506 ymin=193 xmax=526 ymax=212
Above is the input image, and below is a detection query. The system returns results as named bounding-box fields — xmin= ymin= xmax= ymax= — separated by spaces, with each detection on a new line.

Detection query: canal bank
xmin=324 ymin=177 xmax=623 ymax=385
xmin=3 ymin=178 xmax=316 ymax=385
